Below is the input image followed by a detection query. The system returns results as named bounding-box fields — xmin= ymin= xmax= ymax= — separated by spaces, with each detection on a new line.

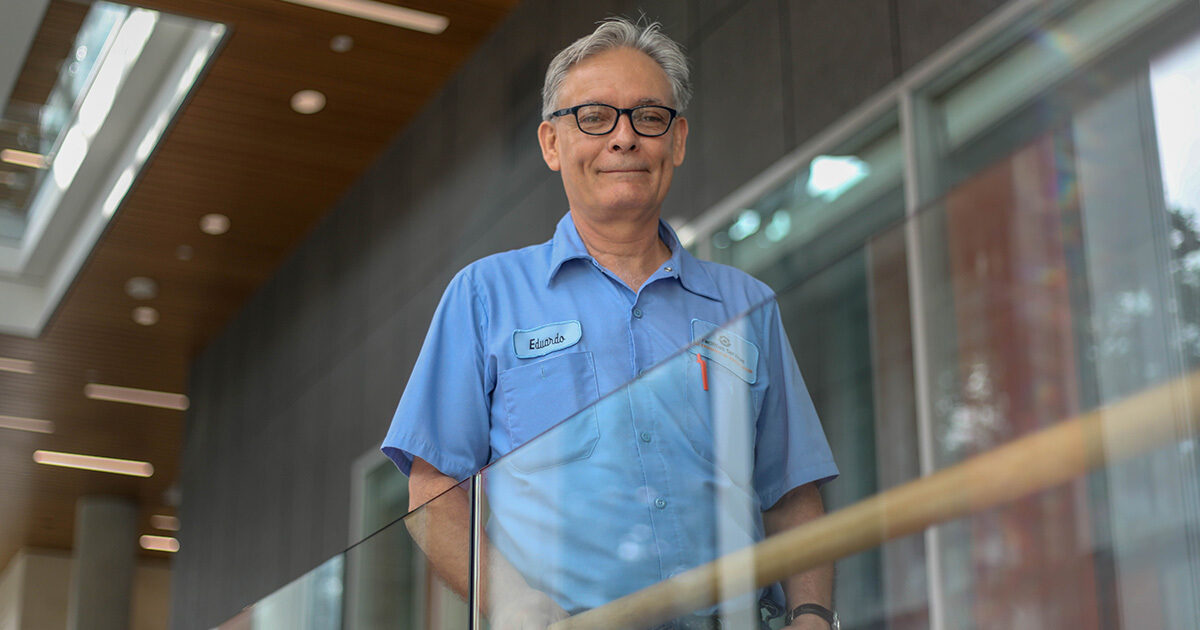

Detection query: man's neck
xmin=572 ymin=211 xmax=671 ymax=292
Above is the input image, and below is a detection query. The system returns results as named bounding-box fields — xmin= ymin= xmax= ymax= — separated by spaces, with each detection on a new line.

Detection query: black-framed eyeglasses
xmin=550 ymin=103 xmax=678 ymax=137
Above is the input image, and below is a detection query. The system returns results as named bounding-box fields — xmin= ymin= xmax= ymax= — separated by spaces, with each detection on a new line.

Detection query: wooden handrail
xmin=550 ymin=370 xmax=1200 ymax=629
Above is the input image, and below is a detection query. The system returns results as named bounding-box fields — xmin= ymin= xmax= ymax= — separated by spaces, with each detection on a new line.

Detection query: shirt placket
xmin=627 ymin=276 xmax=691 ymax=584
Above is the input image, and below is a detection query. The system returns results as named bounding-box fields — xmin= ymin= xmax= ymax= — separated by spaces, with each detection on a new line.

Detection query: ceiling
xmin=0 ymin=0 xmax=518 ymax=567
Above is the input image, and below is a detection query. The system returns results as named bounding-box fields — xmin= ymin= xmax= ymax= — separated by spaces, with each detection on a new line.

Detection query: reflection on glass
xmin=913 ymin=0 xmax=1189 ymax=204
xmin=345 ymin=458 xmax=423 ymax=629
xmin=479 ymin=300 xmax=836 ymax=629
xmin=710 ymin=110 xmax=911 ymax=628
xmin=216 ymin=555 xmax=343 ymax=630
xmin=806 ymin=155 xmax=870 ymax=202
xmin=911 ymin=1 xmax=1200 ymax=626
xmin=379 ymin=478 xmax=472 ymax=630
xmin=710 ymin=112 xmax=905 ymax=290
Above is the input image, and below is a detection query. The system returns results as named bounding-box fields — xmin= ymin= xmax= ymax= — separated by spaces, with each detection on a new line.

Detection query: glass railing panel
xmin=215 ymin=554 xmax=344 ymax=630
xmin=476 ymin=297 xmax=839 ymax=629
xmin=343 ymin=477 xmax=473 ymax=630
xmin=907 ymin=3 xmax=1200 ymax=626
xmin=910 ymin=0 xmax=1191 ymax=206
xmin=910 ymin=146 xmax=1200 ymax=628
xmin=214 ymin=476 xmax=473 ymax=629
xmin=699 ymin=107 xmax=913 ymax=629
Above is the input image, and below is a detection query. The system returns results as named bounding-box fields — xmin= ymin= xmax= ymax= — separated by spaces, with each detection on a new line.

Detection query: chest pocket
xmin=685 ymin=352 xmax=762 ymax=470
xmin=498 ymin=351 xmax=601 ymax=473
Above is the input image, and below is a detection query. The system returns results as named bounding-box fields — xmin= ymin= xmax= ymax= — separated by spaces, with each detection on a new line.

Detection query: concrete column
xmin=67 ymin=496 xmax=138 ymax=630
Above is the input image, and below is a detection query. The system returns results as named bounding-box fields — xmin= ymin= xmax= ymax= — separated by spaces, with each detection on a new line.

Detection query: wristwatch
xmin=785 ymin=603 xmax=839 ymax=629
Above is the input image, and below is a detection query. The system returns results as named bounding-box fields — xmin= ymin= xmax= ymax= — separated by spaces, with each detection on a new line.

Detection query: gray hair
xmin=541 ymin=17 xmax=692 ymax=120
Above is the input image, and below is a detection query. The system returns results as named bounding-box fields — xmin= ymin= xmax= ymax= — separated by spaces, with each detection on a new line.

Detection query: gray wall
xmin=170 ymin=1 xmax=1006 ymax=627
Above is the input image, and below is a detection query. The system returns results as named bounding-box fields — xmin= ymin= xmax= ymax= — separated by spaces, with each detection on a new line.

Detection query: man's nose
xmin=609 ymin=112 xmax=638 ymax=150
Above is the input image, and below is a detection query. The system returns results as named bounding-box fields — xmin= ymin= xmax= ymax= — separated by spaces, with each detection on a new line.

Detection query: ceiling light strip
xmin=84 ymin=383 xmax=189 ymax=410
xmin=139 ymin=535 xmax=179 ymax=552
xmin=33 ymin=450 xmax=154 ymax=477
xmin=278 ymin=0 xmax=448 ymax=34
xmin=0 ymin=149 xmax=47 ymax=169
xmin=0 ymin=414 xmax=54 ymax=434
xmin=0 ymin=357 xmax=35 ymax=374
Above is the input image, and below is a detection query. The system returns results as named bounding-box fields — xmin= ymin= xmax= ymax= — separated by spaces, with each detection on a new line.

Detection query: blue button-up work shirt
xmin=383 ymin=212 xmax=837 ymax=613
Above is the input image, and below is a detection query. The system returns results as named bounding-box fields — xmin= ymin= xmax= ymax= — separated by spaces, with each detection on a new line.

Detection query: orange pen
xmin=695 ymin=353 xmax=708 ymax=391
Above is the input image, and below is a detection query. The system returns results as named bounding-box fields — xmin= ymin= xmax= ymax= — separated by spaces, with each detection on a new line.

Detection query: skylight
xmin=0 ymin=2 xmax=225 ymax=337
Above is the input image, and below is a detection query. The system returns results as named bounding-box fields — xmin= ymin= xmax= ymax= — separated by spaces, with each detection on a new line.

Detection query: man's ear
xmin=672 ymin=116 xmax=688 ymax=167
xmin=538 ymin=120 xmax=562 ymax=171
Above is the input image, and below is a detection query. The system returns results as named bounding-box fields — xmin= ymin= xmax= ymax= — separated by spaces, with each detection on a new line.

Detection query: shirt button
xmin=632 ymin=307 xmax=643 ymax=319
xmin=664 ymin=266 xmax=673 ymax=272
xmin=639 ymin=431 xmax=652 ymax=443
xmin=654 ymin=497 xmax=667 ymax=509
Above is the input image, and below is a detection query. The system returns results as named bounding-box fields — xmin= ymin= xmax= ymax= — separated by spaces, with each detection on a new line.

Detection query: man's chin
xmin=584 ymin=199 xmax=663 ymax=220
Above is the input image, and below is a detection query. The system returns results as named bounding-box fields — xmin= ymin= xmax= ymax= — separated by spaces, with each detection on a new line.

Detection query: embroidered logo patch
xmin=691 ymin=319 xmax=759 ymax=384
xmin=513 ymin=320 xmax=583 ymax=359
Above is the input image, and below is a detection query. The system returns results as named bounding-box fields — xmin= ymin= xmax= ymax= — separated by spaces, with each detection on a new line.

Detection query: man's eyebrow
xmin=636 ymin=97 xmax=665 ymax=105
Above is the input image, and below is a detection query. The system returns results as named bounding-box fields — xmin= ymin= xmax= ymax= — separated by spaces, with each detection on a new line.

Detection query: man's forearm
xmin=763 ymin=482 xmax=833 ymax=626
xmin=406 ymin=457 xmax=568 ymax=628
xmin=406 ymin=457 xmax=474 ymax=599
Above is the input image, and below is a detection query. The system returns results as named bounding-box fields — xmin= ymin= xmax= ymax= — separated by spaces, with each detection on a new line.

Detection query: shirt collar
xmin=547 ymin=212 xmax=722 ymax=301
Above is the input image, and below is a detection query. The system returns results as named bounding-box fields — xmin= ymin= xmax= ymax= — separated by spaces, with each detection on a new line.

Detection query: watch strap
xmin=785 ymin=603 xmax=839 ymax=628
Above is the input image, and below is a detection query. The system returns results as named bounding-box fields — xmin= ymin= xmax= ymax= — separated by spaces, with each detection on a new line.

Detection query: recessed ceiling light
xmin=132 ymin=306 xmax=159 ymax=326
xmin=150 ymin=514 xmax=180 ymax=531
xmin=330 ymin=34 xmax=353 ymax=52
xmin=0 ymin=357 xmax=35 ymax=374
xmin=0 ymin=414 xmax=54 ymax=434
xmin=125 ymin=276 xmax=158 ymax=300
xmin=279 ymin=0 xmax=448 ymax=34
xmin=0 ymin=148 xmax=47 ymax=169
xmin=33 ymin=450 xmax=154 ymax=477
xmin=84 ymin=383 xmax=189 ymax=411
xmin=291 ymin=89 xmax=326 ymax=114
xmin=199 ymin=213 xmax=229 ymax=235
xmin=139 ymin=535 xmax=179 ymax=552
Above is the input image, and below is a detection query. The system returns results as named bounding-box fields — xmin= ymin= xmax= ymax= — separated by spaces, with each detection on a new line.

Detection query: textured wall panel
xmin=690 ymin=0 xmax=788 ymax=212
xmin=895 ymin=0 xmax=1008 ymax=70
xmin=787 ymin=0 xmax=898 ymax=145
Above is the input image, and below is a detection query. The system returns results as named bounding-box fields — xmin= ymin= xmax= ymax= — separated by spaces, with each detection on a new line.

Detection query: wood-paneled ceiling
xmin=0 ymin=0 xmax=517 ymax=568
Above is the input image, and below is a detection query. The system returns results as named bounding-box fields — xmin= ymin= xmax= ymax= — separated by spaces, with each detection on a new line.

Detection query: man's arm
xmin=406 ymin=457 xmax=568 ymax=630
xmin=762 ymin=482 xmax=834 ymax=630
xmin=406 ymin=456 xmax=471 ymax=596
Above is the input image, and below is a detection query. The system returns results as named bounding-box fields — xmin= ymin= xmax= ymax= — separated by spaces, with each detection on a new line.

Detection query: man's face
xmin=537 ymin=47 xmax=688 ymax=224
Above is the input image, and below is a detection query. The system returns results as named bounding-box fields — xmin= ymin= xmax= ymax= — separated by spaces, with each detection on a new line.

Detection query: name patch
xmin=691 ymin=319 xmax=759 ymax=384
xmin=513 ymin=320 xmax=583 ymax=359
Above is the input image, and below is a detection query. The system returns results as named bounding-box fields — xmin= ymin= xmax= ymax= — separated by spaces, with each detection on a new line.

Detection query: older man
xmin=383 ymin=17 xmax=838 ymax=630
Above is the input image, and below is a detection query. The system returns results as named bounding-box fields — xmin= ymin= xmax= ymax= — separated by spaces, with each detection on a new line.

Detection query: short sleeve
xmin=381 ymin=269 xmax=492 ymax=480
xmin=753 ymin=299 xmax=839 ymax=509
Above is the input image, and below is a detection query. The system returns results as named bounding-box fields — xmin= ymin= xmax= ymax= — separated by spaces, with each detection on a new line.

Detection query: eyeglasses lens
xmin=575 ymin=105 xmax=672 ymax=136
xmin=576 ymin=105 xmax=617 ymax=134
